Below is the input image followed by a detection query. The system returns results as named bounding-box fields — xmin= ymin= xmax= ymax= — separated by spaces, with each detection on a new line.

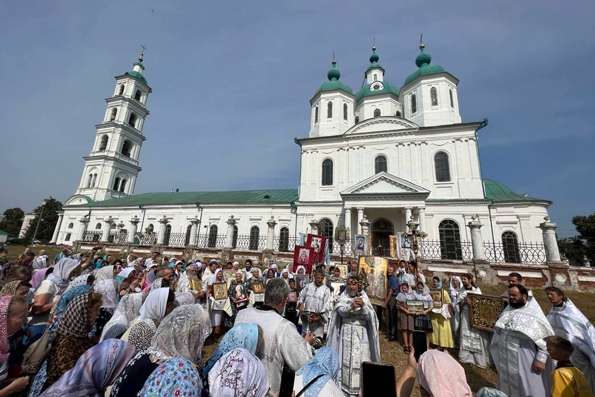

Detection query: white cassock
xmin=491 ymin=298 xmax=555 ymax=397
xmin=457 ymin=287 xmax=491 ymax=368
xmin=326 ymin=291 xmax=381 ymax=397
xmin=235 ymin=306 xmax=312 ymax=397
xmin=298 ymin=282 xmax=332 ymax=337
xmin=548 ymin=299 xmax=595 ymax=393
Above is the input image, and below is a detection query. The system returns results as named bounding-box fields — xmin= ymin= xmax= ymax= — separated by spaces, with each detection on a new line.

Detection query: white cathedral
xmin=51 ymin=44 xmax=554 ymax=264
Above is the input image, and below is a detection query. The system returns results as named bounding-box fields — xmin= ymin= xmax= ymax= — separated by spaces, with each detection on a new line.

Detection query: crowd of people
xmin=0 ymin=245 xmax=592 ymax=397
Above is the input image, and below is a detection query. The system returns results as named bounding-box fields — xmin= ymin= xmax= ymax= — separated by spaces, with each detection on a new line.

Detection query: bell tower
xmin=75 ymin=49 xmax=152 ymax=201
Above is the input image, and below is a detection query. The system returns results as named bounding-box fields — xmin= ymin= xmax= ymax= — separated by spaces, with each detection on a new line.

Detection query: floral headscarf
xmin=148 ymin=304 xmax=211 ymax=365
xmin=202 ymin=323 xmax=259 ymax=376
xmin=0 ymin=295 xmax=12 ymax=362
xmin=139 ymin=357 xmax=202 ymax=397
xmin=208 ymin=348 xmax=269 ymax=397
xmin=295 ymin=347 xmax=339 ymax=397
xmin=40 ymin=339 xmax=136 ymax=397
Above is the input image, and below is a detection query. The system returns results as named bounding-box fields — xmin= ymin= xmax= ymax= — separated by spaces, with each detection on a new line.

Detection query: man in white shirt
xmin=235 ymin=278 xmax=314 ymax=396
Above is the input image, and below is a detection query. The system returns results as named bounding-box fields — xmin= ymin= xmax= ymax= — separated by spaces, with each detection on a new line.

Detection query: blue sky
xmin=0 ymin=1 xmax=593 ymax=237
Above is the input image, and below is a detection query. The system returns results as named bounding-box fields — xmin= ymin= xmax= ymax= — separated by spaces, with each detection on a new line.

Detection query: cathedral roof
xmin=402 ymin=44 xmax=454 ymax=87
xmin=483 ymin=179 xmax=549 ymax=203
xmin=71 ymin=189 xmax=299 ymax=208
xmin=355 ymin=81 xmax=400 ymax=104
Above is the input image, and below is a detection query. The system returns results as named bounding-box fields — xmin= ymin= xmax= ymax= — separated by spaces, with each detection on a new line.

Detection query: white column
xmin=101 ymin=217 xmax=113 ymax=242
xmin=77 ymin=217 xmax=89 ymax=241
xmin=128 ymin=216 xmax=140 ymax=244
xmin=157 ymin=216 xmax=168 ymax=245
xmin=418 ymin=207 xmax=426 ymax=232
xmin=467 ymin=215 xmax=485 ymax=261
xmin=189 ymin=218 xmax=200 ymax=246
xmin=344 ymin=207 xmax=352 ymax=243
xmin=405 ymin=207 xmax=412 ymax=232
xmin=539 ymin=216 xmax=562 ymax=263
xmin=359 ymin=216 xmax=371 ymax=255
xmin=50 ymin=212 xmax=64 ymax=243
xmin=357 ymin=208 xmax=364 ymax=234
xmin=266 ymin=217 xmax=277 ymax=251
xmin=225 ymin=216 xmax=236 ymax=249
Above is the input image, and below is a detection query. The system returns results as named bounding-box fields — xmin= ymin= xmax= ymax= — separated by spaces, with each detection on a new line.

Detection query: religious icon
xmin=250 ymin=280 xmax=265 ymax=294
xmin=406 ymin=300 xmax=425 ymax=314
xmin=222 ymin=269 xmax=235 ymax=283
xmin=292 ymin=245 xmax=315 ymax=274
xmin=212 ymin=282 xmax=228 ymax=300
xmin=467 ymin=293 xmax=507 ymax=332
xmin=430 ymin=289 xmax=443 ymax=309
xmin=336 ymin=264 xmax=348 ymax=279
xmin=298 ymin=248 xmax=310 ymax=264
xmin=357 ymin=256 xmax=388 ymax=307
xmin=305 ymin=234 xmax=327 ymax=264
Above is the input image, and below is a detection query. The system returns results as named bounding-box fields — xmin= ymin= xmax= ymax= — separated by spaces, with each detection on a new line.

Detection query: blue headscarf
xmin=140 ymin=357 xmax=202 ymax=397
xmin=201 ymin=323 xmax=259 ymax=377
xmin=296 ymin=347 xmax=339 ymax=397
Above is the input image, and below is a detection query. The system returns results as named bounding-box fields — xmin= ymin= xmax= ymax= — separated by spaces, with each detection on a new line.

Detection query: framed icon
xmin=212 ymin=282 xmax=228 ymax=300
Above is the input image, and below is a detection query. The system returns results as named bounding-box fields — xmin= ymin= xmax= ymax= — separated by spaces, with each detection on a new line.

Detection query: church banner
xmin=292 ymin=245 xmax=316 ymax=274
xmin=357 ymin=256 xmax=388 ymax=307
xmin=305 ymin=234 xmax=327 ymax=264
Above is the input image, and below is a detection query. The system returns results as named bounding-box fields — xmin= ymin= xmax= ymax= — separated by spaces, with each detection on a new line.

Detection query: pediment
xmin=345 ymin=117 xmax=419 ymax=135
xmin=64 ymin=194 xmax=93 ymax=206
xmin=341 ymin=172 xmax=430 ymax=196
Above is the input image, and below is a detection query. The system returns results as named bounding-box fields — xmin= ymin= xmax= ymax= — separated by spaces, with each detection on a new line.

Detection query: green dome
xmin=355 ymin=80 xmax=400 ymax=104
xmin=327 ymin=60 xmax=341 ymax=81
xmin=415 ymin=51 xmax=432 ymax=67
xmin=313 ymin=59 xmax=353 ymax=96
xmin=126 ymin=70 xmax=147 ymax=85
xmin=369 ymin=46 xmax=379 ymax=63
xmin=403 ymin=48 xmax=448 ymax=87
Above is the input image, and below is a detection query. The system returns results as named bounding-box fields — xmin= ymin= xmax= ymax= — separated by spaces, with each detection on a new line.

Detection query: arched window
xmin=449 ymin=89 xmax=454 ymax=108
xmin=321 ymin=159 xmax=333 ymax=186
xmin=355 ymin=116 xmax=359 ymax=124
xmin=95 ymin=223 xmax=102 ymax=230
xmin=375 ymin=155 xmax=387 ymax=173
xmin=430 ymin=87 xmax=438 ymax=106
xmin=396 ymin=111 xmax=401 ymax=117
xmin=67 ymin=223 xmax=74 ymax=229
xmin=99 ymin=135 xmax=108 ymax=151
xmin=373 ymin=108 xmax=381 ymax=118
xmin=119 ymin=179 xmax=127 ymax=193
xmin=232 ymin=225 xmax=238 ymax=249
xmin=502 ymin=231 xmax=521 ymax=263
xmin=92 ymin=173 xmax=98 ymax=187
xmin=87 ymin=173 xmax=93 ymax=188
xmin=327 ymin=101 xmax=333 ymax=118
xmin=164 ymin=224 xmax=172 ymax=246
xmin=434 ymin=151 xmax=451 ymax=182
xmin=373 ymin=73 xmax=378 ymax=81
xmin=249 ymin=226 xmax=260 ymax=250
xmin=278 ymin=227 xmax=289 ymax=252
xmin=134 ymin=89 xmax=142 ymax=101
xmin=109 ymin=108 xmax=117 ymax=121
xmin=128 ymin=113 xmax=137 ymax=128
xmin=314 ymin=106 xmax=319 ymax=123
xmin=319 ymin=218 xmax=334 ymax=253
xmin=118 ymin=84 xmax=125 ymax=96
xmin=411 ymin=94 xmax=417 ymax=114
xmin=185 ymin=224 xmax=193 ymax=246
xmin=439 ymin=220 xmax=462 ymax=260
xmin=113 ymin=177 xmax=121 ymax=191
xmin=121 ymin=140 xmax=132 ymax=157
xmin=65 ymin=233 xmax=71 ymax=242
xmin=208 ymin=225 xmax=218 ymax=248
xmin=343 ymin=103 xmax=348 ymax=120
xmin=146 ymin=224 xmax=154 ymax=233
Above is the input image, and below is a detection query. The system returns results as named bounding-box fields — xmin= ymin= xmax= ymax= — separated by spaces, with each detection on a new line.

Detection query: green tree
xmin=0 ymin=208 xmax=24 ymax=237
xmin=24 ymin=197 xmax=63 ymax=243
xmin=558 ymin=212 xmax=595 ymax=266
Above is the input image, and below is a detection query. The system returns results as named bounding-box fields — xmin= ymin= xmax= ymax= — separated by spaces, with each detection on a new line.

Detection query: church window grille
xmin=343 ymin=103 xmax=348 ymax=120
xmin=118 ymin=84 xmax=125 ymax=96
xmin=431 ymin=87 xmax=438 ymax=106
xmin=95 ymin=223 xmax=102 ymax=230
xmin=113 ymin=177 xmax=121 ymax=191
xmin=321 ymin=159 xmax=333 ymax=186
xmin=375 ymin=155 xmax=387 ymax=174
xmin=449 ymin=89 xmax=454 ymax=108
xmin=327 ymin=102 xmax=333 ymax=118
xmin=99 ymin=135 xmax=109 ymax=151
xmin=232 ymin=225 xmax=238 ymax=249
xmin=314 ymin=106 xmax=319 ymax=123
xmin=249 ymin=226 xmax=260 ymax=250
xmin=396 ymin=111 xmax=401 ymax=117
xmin=121 ymin=140 xmax=133 ymax=157
xmin=434 ymin=151 xmax=451 ymax=182
xmin=374 ymin=108 xmax=381 ymax=118
xmin=319 ymin=218 xmax=334 ymax=253
xmin=128 ymin=113 xmax=137 ymax=128
xmin=119 ymin=179 xmax=127 ymax=192
xmin=502 ymin=231 xmax=521 ymax=263
xmin=65 ymin=233 xmax=71 ymax=242
xmin=109 ymin=108 xmax=117 ymax=121
xmin=411 ymin=94 xmax=417 ymax=114
xmin=278 ymin=227 xmax=289 ymax=252
xmin=134 ymin=89 xmax=142 ymax=101
xmin=439 ymin=220 xmax=462 ymax=260
xmin=67 ymin=223 xmax=73 ymax=229
xmin=208 ymin=225 xmax=218 ymax=248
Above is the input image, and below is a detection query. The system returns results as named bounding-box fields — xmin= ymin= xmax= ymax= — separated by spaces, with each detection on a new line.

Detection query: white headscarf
xmin=47 ymin=258 xmax=80 ymax=290
xmin=117 ymin=267 xmax=135 ymax=279
xmin=208 ymin=348 xmax=269 ymax=397
xmin=100 ymin=292 xmax=144 ymax=340
xmin=139 ymin=287 xmax=171 ymax=323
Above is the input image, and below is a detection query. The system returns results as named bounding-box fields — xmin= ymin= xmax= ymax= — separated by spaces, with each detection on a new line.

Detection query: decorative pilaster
xmin=357 ymin=208 xmax=364 ymax=234
xmin=405 ymin=207 xmax=412 ymax=232
xmin=157 ymin=216 xmax=169 ymax=245
xmin=417 ymin=207 xmax=426 ymax=233
xmin=225 ymin=216 xmax=237 ymax=249
xmin=540 ymin=216 xmax=562 ymax=263
xmin=128 ymin=216 xmax=140 ymax=244
xmin=266 ymin=217 xmax=277 ymax=251
xmin=467 ymin=214 xmax=485 ymax=262
xmin=50 ymin=212 xmax=64 ymax=243
xmin=101 ymin=216 xmax=114 ymax=242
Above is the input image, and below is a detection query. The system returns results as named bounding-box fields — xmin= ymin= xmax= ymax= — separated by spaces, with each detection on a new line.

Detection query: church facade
xmin=51 ymin=44 xmax=553 ymax=265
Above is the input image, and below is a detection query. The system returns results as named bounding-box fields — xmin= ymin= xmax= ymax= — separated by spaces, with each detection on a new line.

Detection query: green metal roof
xmin=313 ymin=60 xmax=354 ymax=97
xmin=126 ymin=71 xmax=147 ymax=85
xmin=403 ymin=49 xmax=451 ymax=87
xmin=483 ymin=179 xmax=548 ymax=203
xmin=74 ymin=189 xmax=299 ymax=208
xmin=355 ymin=81 xmax=400 ymax=104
